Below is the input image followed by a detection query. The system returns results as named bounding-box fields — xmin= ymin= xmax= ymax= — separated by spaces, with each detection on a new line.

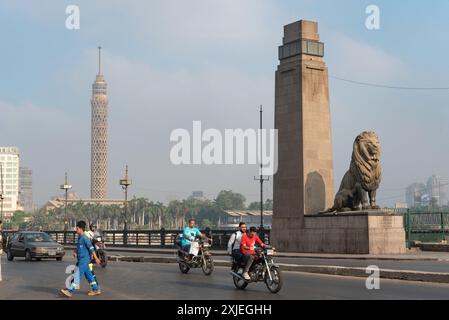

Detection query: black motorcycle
xmin=230 ymin=246 xmax=283 ymax=293
xmin=92 ymin=235 xmax=107 ymax=268
xmin=176 ymin=239 xmax=214 ymax=276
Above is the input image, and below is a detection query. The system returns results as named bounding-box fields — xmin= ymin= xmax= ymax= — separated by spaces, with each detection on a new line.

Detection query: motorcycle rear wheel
xmin=179 ymin=262 xmax=190 ymax=274
xmin=233 ymin=268 xmax=248 ymax=290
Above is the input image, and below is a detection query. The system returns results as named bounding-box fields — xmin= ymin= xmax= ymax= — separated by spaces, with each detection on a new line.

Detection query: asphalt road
xmin=109 ymin=250 xmax=449 ymax=273
xmin=2 ymin=255 xmax=449 ymax=300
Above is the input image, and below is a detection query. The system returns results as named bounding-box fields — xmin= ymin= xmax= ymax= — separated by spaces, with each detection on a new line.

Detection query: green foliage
xmin=29 ymin=190 xmax=252 ymax=230
xmin=214 ymin=190 xmax=246 ymax=210
xmin=247 ymin=199 xmax=273 ymax=210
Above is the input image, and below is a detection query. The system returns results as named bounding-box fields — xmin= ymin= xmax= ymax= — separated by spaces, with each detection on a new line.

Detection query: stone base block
xmin=271 ymin=211 xmax=406 ymax=254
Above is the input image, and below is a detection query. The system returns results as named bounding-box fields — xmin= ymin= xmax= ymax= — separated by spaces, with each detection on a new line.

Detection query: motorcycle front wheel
xmin=202 ymin=255 xmax=214 ymax=276
xmin=265 ymin=266 xmax=283 ymax=294
xmin=179 ymin=262 xmax=190 ymax=274
xmin=98 ymin=250 xmax=108 ymax=268
xmin=233 ymin=268 xmax=248 ymax=290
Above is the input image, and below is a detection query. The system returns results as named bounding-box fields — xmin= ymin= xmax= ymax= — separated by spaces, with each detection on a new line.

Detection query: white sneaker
xmin=243 ymin=272 xmax=251 ymax=280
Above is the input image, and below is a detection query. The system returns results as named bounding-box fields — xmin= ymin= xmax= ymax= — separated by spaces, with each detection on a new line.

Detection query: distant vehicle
xmin=92 ymin=235 xmax=107 ymax=268
xmin=6 ymin=231 xmax=65 ymax=262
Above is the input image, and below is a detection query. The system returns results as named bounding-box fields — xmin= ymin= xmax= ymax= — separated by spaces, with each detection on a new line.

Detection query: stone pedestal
xmin=271 ymin=211 xmax=406 ymax=254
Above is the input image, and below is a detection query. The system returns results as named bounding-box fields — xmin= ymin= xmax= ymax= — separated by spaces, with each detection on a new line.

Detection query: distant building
xmin=426 ymin=175 xmax=449 ymax=207
xmin=41 ymin=193 xmax=123 ymax=214
xmin=406 ymin=176 xmax=449 ymax=208
xmin=91 ymin=47 xmax=109 ymax=199
xmin=190 ymin=191 xmax=204 ymax=200
xmin=406 ymin=182 xmax=426 ymax=208
xmin=219 ymin=210 xmax=273 ymax=229
xmin=0 ymin=147 xmax=21 ymax=220
xmin=394 ymin=202 xmax=408 ymax=209
xmin=19 ymin=167 xmax=34 ymax=213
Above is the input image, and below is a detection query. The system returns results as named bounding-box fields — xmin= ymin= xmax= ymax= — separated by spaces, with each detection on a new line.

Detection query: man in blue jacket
xmin=61 ymin=220 xmax=102 ymax=297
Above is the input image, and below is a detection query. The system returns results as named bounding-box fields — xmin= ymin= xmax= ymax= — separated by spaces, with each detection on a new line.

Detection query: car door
xmin=14 ymin=233 xmax=26 ymax=257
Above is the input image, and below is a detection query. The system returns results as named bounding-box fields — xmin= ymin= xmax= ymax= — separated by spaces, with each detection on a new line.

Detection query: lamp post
xmin=60 ymin=172 xmax=72 ymax=235
xmin=120 ymin=165 xmax=132 ymax=244
xmin=254 ymin=105 xmax=269 ymax=239
xmin=0 ymin=163 xmax=4 ymax=222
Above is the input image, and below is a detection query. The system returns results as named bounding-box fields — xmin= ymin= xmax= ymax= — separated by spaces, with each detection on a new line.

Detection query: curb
xmin=108 ymin=255 xmax=449 ymax=284
xmin=64 ymin=246 xmax=445 ymax=261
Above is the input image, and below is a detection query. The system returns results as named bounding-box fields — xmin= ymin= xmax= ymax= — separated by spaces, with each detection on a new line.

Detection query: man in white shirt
xmin=227 ymin=222 xmax=247 ymax=262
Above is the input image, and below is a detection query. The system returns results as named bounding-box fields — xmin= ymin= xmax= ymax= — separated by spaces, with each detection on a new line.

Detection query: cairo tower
xmin=90 ymin=47 xmax=108 ymax=199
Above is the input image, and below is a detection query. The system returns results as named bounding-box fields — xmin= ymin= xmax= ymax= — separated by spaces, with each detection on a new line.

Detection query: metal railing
xmin=2 ymin=229 xmax=271 ymax=250
xmin=404 ymin=209 xmax=449 ymax=248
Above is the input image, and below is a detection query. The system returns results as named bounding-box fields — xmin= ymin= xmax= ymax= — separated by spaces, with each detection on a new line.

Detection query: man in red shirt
xmin=240 ymin=226 xmax=265 ymax=280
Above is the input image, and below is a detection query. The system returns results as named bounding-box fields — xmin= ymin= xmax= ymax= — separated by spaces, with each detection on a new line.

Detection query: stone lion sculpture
xmin=328 ymin=131 xmax=382 ymax=212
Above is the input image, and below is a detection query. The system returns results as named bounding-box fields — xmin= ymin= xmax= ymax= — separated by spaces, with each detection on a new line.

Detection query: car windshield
xmin=25 ymin=233 xmax=53 ymax=243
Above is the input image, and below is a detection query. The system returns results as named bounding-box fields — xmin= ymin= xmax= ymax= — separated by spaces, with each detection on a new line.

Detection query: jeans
xmin=231 ymin=249 xmax=243 ymax=264
xmin=242 ymin=254 xmax=255 ymax=274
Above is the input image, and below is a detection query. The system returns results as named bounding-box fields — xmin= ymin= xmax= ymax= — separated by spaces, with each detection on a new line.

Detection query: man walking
xmin=61 ymin=221 xmax=102 ymax=297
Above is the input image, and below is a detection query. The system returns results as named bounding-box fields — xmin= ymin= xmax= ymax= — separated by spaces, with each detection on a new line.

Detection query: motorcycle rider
xmin=240 ymin=226 xmax=265 ymax=281
xmin=181 ymin=219 xmax=209 ymax=258
xmin=227 ymin=222 xmax=246 ymax=263
xmin=88 ymin=223 xmax=101 ymax=240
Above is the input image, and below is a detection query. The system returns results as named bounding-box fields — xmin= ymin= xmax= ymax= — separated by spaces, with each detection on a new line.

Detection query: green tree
xmin=214 ymin=190 xmax=246 ymax=210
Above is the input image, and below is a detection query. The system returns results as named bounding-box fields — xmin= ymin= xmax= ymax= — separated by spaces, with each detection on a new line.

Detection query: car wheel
xmin=7 ymin=250 xmax=14 ymax=261
xmin=25 ymin=250 xmax=32 ymax=261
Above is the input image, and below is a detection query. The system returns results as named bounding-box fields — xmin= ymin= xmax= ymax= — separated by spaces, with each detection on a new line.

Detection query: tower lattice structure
xmin=91 ymin=47 xmax=108 ymax=199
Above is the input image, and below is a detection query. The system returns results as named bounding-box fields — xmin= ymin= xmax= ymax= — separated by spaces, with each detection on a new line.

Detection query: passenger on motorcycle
xmin=240 ymin=226 xmax=265 ymax=280
xmin=181 ymin=219 xmax=209 ymax=256
xmin=88 ymin=223 xmax=101 ymax=240
xmin=227 ymin=222 xmax=246 ymax=263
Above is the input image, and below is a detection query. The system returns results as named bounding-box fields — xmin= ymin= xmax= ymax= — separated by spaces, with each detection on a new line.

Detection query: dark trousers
xmin=242 ymin=254 xmax=255 ymax=273
xmin=232 ymin=249 xmax=243 ymax=263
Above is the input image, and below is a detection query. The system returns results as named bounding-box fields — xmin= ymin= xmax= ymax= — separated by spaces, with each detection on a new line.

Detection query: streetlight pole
xmin=60 ymin=172 xmax=72 ymax=238
xmin=0 ymin=163 xmax=4 ymax=222
xmin=254 ymin=106 xmax=269 ymax=238
xmin=120 ymin=165 xmax=132 ymax=244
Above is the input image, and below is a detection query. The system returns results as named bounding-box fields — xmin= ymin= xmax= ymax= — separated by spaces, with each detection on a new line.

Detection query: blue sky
xmin=0 ymin=0 xmax=448 ymax=206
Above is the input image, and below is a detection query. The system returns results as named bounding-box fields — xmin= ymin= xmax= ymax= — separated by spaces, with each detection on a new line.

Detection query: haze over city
xmin=1 ymin=0 xmax=448 ymax=207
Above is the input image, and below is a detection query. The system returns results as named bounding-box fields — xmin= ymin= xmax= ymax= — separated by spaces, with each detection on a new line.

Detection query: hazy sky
xmin=0 ymin=0 xmax=448 ymax=207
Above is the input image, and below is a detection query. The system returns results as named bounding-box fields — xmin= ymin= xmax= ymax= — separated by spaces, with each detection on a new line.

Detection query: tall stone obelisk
xmin=90 ymin=47 xmax=108 ymax=199
xmin=272 ymin=20 xmax=334 ymax=250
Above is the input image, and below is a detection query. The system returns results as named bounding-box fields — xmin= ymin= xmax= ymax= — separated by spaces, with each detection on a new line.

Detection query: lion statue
xmin=328 ymin=131 xmax=382 ymax=212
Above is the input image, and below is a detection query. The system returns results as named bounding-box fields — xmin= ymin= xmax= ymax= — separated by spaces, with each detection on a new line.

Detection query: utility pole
xmin=60 ymin=173 xmax=72 ymax=244
xmin=120 ymin=165 xmax=132 ymax=243
xmin=254 ymin=105 xmax=269 ymax=235
xmin=0 ymin=163 xmax=4 ymax=222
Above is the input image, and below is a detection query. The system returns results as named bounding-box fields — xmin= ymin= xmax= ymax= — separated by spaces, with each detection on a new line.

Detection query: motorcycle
xmin=176 ymin=239 xmax=214 ymax=276
xmin=230 ymin=246 xmax=283 ymax=294
xmin=92 ymin=236 xmax=107 ymax=268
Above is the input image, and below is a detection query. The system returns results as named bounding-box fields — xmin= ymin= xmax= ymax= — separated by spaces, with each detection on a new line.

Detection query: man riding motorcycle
xmin=88 ymin=223 xmax=101 ymax=240
xmin=181 ymin=219 xmax=209 ymax=258
xmin=240 ymin=226 xmax=265 ymax=280
xmin=227 ymin=222 xmax=246 ymax=263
